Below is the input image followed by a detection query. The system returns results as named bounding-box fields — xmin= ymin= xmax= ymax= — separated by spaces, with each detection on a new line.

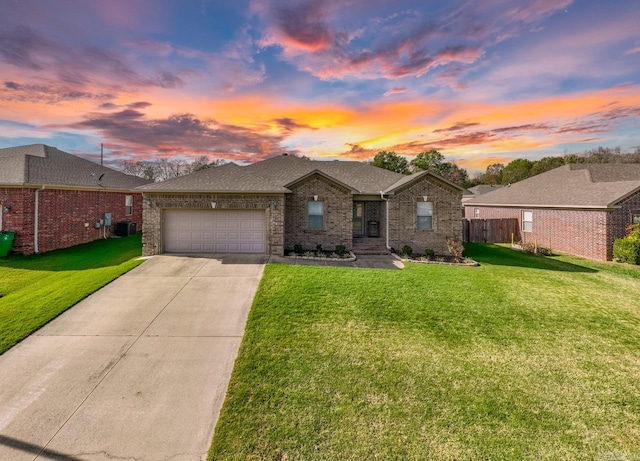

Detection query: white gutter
xmin=380 ymin=191 xmax=391 ymax=250
xmin=34 ymin=186 xmax=45 ymax=253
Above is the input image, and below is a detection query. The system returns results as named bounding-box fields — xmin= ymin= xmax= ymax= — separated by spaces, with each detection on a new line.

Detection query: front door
xmin=353 ymin=202 xmax=364 ymax=237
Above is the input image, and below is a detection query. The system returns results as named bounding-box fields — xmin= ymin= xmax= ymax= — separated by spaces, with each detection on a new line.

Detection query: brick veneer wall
xmin=607 ymin=190 xmax=640 ymax=259
xmin=464 ymin=205 xmax=612 ymax=261
xmin=284 ymin=175 xmax=352 ymax=251
xmin=0 ymin=187 xmax=143 ymax=254
xmin=388 ymin=176 xmax=463 ymax=255
xmin=142 ymin=193 xmax=285 ymax=256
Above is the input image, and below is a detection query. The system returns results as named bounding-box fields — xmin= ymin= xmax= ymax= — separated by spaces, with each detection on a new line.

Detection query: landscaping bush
xmin=613 ymin=237 xmax=640 ymax=264
xmin=401 ymin=245 xmax=413 ymax=257
xmin=316 ymin=243 xmax=323 ymax=253
xmin=335 ymin=244 xmax=346 ymax=256
xmin=424 ymin=248 xmax=435 ymax=258
xmin=293 ymin=243 xmax=303 ymax=254
xmin=446 ymin=238 xmax=465 ymax=262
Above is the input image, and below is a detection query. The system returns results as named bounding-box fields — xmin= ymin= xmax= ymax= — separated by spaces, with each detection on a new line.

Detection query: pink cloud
xmin=252 ymin=0 xmax=568 ymax=84
xmin=383 ymin=87 xmax=408 ymax=97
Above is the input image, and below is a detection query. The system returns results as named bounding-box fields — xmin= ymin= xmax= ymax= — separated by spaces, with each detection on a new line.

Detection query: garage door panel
xmin=164 ymin=210 xmax=266 ymax=254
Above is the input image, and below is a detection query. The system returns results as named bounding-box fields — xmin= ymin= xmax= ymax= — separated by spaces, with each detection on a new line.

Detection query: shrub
xmin=316 ymin=243 xmax=323 ymax=253
xmin=293 ymin=243 xmax=303 ymax=253
xmin=335 ymin=244 xmax=346 ymax=256
xmin=424 ymin=248 xmax=435 ymax=258
xmin=401 ymin=245 xmax=413 ymax=257
xmin=446 ymin=238 xmax=464 ymax=262
xmin=316 ymin=251 xmax=327 ymax=259
xmin=288 ymin=251 xmax=298 ymax=257
xmin=303 ymin=251 xmax=315 ymax=258
xmin=613 ymin=236 xmax=640 ymax=264
xmin=625 ymin=223 xmax=640 ymax=238
xmin=330 ymin=252 xmax=341 ymax=259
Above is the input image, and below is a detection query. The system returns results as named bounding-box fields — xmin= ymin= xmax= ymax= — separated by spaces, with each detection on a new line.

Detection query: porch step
xmin=352 ymin=238 xmax=390 ymax=255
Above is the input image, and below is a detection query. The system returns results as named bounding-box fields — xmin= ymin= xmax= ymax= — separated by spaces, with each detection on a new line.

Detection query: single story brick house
xmin=139 ymin=154 xmax=465 ymax=256
xmin=0 ymin=144 xmax=149 ymax=254
xmin=463 ymin=164 xmax=640 ymax=261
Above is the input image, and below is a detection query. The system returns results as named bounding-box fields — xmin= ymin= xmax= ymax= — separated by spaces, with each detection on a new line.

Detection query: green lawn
xmin=0 ymin=235 xmax=144 ymax=354
xmin=209 ymin=244 xmax=640 ymax=461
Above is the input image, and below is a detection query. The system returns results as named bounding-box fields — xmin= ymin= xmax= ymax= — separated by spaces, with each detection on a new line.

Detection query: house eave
xmin=0 ymin=183 xmax=144 ymax=193
xmin=464 ymin=202 xmax=620 ymax=211
xmin=140 ymin=190 xmax=290 ymax=195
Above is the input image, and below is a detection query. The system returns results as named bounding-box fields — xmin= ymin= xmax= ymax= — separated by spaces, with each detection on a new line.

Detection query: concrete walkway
xmin=0 ymin=254 xmax=266 ymax=461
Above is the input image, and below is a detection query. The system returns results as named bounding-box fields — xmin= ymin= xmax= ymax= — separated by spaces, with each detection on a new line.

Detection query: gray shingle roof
xmin=246 ymin=155 xmax=405 ymax=194
xmin=138 ymin=162 xmax=290 ymax=193
xmin=465 ymin=164 xmax=640 ymax=208
xmin=467 ymin=184 xmax=504 ymax=195
xmin=139 ymin=154 xmax=466 ymax=195
xmin=0 ymin=144 xmax=150 ymax=190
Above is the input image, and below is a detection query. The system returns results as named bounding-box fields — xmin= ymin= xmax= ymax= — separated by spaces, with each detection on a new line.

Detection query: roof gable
xmin=284 ymin=169 xmax=357 ymax=193
xmin=384 ymin=170 xmax=465 ymax=195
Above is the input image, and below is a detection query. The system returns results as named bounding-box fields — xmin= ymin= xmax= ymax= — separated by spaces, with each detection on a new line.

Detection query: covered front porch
xmin=352 ymin=200 xmax=389 ymax=254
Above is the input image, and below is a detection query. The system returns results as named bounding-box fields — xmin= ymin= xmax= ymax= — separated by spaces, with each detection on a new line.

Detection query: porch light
xmin=2 ymin=204 xmax=10 ymax=213
xmin=313 ymin=195 xmax=318 ymax=201
xmin=211 ymin=202 xmax=217 ymax=209
xmin=422 ymin=196 xmax=429 ymax=202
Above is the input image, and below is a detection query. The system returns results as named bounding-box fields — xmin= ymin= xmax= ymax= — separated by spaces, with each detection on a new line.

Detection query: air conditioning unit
xmin=115 ymin=221 xmax=137 ymax=237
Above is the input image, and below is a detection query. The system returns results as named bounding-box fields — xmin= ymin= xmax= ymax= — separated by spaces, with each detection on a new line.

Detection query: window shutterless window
xmin=474 ymin=208 xmax=480 ymax=218
xmin=417 ymin=202 xmax=433 ymax=230
xmin=632 ymin=212 xmax=640 ymax=224
xmin=308 ymin=201 xmax=324 ymax=229
xmin=522 ymin=210 xmax=533 ymax=232
xmin=125 ymin=195 xmax=133 ymax=216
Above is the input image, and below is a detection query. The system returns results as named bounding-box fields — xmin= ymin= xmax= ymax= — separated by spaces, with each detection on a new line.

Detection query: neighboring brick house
xmin=0 ymin=144 xmax=149 ymax=254
xmin=463 ymin=164 xmax=640 ymax=261
xmin=139 ymin=154 xmax=465 ymax=256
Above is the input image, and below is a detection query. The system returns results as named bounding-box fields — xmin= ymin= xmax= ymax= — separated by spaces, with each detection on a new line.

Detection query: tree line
xmin=370 ymin=147 xmax=640 ymax=188
xmin=120 ymin=146 xmax=640 ymax=186
xmin=120 ymin=156 xmax=225 ymax=182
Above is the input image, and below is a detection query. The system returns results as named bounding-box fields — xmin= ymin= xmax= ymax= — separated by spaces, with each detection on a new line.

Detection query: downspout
xmin=34 ymin=186 xmax=45 ymax=253
xmin=380 ymin=191 xmax=392 ymax=250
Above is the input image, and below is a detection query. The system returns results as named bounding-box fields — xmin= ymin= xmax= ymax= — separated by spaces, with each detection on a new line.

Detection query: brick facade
xmin=388 ymin=176 xmax=463 ymax=255
xmin=608 ymin=191 xmax=640 ymax=259
xmin=464 ymin=198 xmax=640 ymax=261
xmin=141 ymin=193 xmax=285 ymax=256
xmin=0 ymin=187 xmax=143 ymax=254
xmin=140 ymin=173 xmax=464 ymax=258
xmin=284 ymin=174 xmax=352 ymax=251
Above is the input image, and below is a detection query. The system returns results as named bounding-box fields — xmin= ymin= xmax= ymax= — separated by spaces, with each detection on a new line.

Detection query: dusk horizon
xmin=1 ymin=0 xmax=639 ymax=174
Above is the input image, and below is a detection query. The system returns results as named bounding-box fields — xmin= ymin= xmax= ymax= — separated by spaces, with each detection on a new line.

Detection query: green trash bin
xmin=0 ymin=231 xmax=15 ymax=257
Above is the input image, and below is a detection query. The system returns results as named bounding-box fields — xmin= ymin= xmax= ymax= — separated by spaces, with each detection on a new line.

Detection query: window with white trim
xmin=632 ymin=211 xmax=640 ymax=224
xmin=474 ymin=208 xmax=480 ymax=218
xmin=308 ymin=201 xmax=324 ymax=229
xmin=125 ymin=195 xmax=133 ymax=216
xmin=417 ymin=202 xmax=433 ymax=230
xmin=522 ymin=210 xmax=533 ymax=232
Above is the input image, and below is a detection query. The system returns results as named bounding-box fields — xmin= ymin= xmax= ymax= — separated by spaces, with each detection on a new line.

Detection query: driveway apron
xmin=0 ymin=254 xmax=266 ymax=461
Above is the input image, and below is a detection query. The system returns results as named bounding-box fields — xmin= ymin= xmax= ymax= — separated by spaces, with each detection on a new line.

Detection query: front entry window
xmin=353 ymin=203 xmax=364 ymax=236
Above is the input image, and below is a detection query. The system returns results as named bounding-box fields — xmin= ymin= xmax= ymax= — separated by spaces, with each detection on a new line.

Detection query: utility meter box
xmin=103 ymin=212 xmax=112 ymax=226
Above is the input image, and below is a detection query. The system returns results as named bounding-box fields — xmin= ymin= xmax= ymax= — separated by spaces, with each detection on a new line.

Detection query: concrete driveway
xmin=0 ymin=254 xmax=266 ymax=461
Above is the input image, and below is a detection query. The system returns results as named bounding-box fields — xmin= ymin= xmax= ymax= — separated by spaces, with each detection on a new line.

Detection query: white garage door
xmin=163 ymin=209 xmax=266 ymax=253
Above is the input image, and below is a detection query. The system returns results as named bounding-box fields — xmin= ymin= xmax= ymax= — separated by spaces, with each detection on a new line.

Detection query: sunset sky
xmin=1 ymin=0 xmax=639 ymax=173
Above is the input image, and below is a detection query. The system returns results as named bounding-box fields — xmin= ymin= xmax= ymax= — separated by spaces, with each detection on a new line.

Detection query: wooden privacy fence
xmin=463 ymin=218 xmax=519 ymax=243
